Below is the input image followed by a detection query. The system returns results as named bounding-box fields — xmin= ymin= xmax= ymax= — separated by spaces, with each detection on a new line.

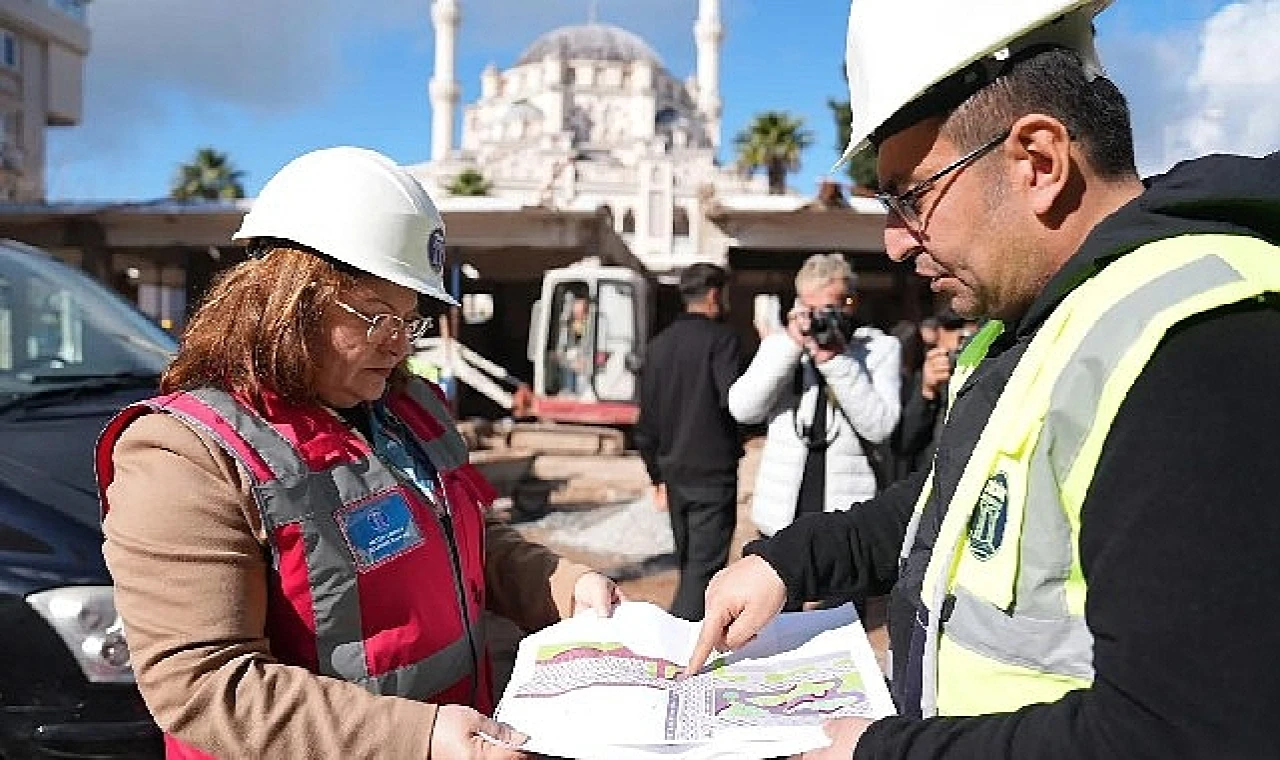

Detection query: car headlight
xmin=26 ymin=585 xmax=135 ymax=684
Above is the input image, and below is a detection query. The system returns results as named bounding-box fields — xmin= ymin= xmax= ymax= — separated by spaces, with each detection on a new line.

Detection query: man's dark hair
xmin=942 ymin=47 xmax=1137 ymax=180
xmin=679 ymin=263 xmax=728 ymax=306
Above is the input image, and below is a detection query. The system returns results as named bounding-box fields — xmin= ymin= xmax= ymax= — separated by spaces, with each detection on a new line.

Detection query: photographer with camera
xmin=728 ymin=254 xmax=901 ymax=542
xmin=893 ymin=310 xmax=979 ymax=479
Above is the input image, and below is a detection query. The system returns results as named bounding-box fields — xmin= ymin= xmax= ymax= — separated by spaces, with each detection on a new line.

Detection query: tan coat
xmin=103 ymin=412 xmax=592 ymax=760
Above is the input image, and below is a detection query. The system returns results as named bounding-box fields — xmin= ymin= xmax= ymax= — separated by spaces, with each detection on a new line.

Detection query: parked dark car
xmin=0 ymin=240 xmax=173 ymax=758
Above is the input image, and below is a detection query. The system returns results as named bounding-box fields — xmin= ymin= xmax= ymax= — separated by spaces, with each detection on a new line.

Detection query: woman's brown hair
xmin=162 ymin=243 xmax=358 ymax=404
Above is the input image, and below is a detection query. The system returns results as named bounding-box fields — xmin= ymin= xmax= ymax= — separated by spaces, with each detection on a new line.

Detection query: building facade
xmin=0 ymin=0 xmax=90 ymax=201
xmin=412 ymin=0 xmax=769 ymax=274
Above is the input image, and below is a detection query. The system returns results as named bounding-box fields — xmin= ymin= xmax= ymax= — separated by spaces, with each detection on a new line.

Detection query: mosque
xmin=409 ymin=0 xmax=770 ymax=275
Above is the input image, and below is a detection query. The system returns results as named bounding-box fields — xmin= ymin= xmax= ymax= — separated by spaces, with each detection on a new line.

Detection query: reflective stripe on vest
xmin=909 ymin=235 xmax=1280 ymax=718
xmin=98 ymin=381 xmax=491 ymax=709
xmin=898 ymin=319 xmax=1005 ymax=569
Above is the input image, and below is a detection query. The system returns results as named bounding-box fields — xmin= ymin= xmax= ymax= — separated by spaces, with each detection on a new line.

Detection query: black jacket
xmin=635 ymin=313 xmax=743 ymax=486
xmin=890 ymin=368 xmax=943 ymax=481
xmin=753 ymin=151 xmax=1280 ymax=759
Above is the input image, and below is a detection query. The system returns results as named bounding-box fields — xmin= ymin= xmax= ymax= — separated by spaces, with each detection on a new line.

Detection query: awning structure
xmin=433 ymin=200 xmax=642 ymax=280
xmin=703 ymin=193 xmax=888 ymax=254
xmin=0 ymin=199 xmax=637 ymax=285
xmin=0 ymin=185 xmax=933 ymax=340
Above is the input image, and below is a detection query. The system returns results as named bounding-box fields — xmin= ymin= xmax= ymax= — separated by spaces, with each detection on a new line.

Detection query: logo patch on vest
xmin=337 ymin=490 xmax=424 ymax=570
xmin=968 ymin=472 xmax=1009 ymax=562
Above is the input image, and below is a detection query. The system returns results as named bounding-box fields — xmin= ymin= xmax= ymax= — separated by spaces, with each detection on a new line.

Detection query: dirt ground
xmin=489 ymin=438 xmax=891 ymax=693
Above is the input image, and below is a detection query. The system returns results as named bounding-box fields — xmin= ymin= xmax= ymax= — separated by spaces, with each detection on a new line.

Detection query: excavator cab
xmin=528 ymin=262 xmax=648 ymax=425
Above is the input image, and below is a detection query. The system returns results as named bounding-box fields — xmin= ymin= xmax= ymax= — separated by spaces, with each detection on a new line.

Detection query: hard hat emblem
xmin=428 ymin=229 xmax=447 ymax=276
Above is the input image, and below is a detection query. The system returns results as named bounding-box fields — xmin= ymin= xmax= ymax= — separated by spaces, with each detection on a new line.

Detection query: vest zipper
xmin=434 ymin=482 xmax=483 ymax=706
xmin=376 ymin=408 xmax=483 ymax=705
xmin=940 ymin=593 xmax=956 ymax=623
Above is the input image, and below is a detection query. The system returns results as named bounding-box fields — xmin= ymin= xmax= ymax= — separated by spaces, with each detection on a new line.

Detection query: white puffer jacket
xmin=729 ymin=328 xmax=901 ymax=537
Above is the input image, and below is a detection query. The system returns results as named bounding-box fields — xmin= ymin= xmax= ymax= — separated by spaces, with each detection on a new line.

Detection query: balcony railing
xmin=43 ymin=0 xmax=88 ymax=23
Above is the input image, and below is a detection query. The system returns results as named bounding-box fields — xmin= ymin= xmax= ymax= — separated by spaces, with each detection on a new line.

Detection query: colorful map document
xmin=494 ymin=601 xmax=896 ymax=759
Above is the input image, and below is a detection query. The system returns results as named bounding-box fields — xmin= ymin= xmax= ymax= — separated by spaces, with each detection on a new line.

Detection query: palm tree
xmin=170 ymin=148 xmax=246 ymax=201
xmin=447 ymin=168 xmax=493 ymax=197
xmin=828 ymin=97 xmax=879 ymax=193
xmin=733 ymin=111 xmax=814 ymax=195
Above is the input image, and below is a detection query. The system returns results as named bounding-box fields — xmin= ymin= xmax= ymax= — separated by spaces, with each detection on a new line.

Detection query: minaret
xmin=429 ymin=0 xmax=461 ymax=162
xmin=694 ymin=0 xmax=724 ymax=150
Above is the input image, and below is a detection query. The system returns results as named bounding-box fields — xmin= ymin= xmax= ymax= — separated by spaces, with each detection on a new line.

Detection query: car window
xmin=0 ymin=242 xmax=176 ymax=396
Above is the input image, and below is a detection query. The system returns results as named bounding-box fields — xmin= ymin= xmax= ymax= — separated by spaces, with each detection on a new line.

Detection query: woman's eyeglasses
xmin=334 ymin=300 xmax=432 ymax=343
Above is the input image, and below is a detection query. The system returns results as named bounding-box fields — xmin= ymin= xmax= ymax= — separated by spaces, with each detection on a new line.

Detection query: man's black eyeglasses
xmin=876 ymin=129 xmax=1010 ymax=234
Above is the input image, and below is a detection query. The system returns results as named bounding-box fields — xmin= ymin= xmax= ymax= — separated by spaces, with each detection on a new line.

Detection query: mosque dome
xmin=516 ymin=23 xmax=663 ymax=67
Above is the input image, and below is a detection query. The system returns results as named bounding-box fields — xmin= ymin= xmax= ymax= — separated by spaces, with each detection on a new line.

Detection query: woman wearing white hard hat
xmin=98 ymin=147 xmax=621 ymax=759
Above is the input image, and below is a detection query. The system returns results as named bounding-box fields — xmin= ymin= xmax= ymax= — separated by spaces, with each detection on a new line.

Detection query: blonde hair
xmin=795 ymin=253 xmax=856 ymax=295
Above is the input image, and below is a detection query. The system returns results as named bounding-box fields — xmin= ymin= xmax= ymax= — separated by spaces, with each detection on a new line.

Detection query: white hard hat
xmin=234 ymin=146 xmax=457 ymax=305
xmin=838 ymin=0 xmax=1112 ymax=166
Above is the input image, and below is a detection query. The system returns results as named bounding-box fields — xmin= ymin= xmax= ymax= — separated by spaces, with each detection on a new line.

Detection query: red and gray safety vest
xmin=97 ymin=378 xmax=495 ymax=759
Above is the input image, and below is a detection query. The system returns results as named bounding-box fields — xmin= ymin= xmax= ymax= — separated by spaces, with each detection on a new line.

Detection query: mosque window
xmin=0 ymin=30 xmax=17 ymax=71
xmin=621 ymin=208 xmax=636 ymax=234
xmin=673 ymin=207 xmax=690 ymax=237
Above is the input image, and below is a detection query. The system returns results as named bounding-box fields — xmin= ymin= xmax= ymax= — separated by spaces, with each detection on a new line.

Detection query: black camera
xmin=803 ymin=306 xmax=851 ymax=347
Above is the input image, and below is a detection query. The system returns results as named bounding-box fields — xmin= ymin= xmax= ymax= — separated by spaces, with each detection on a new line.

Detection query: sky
xmin=46 ymin=0 xmax=1280 ymax=201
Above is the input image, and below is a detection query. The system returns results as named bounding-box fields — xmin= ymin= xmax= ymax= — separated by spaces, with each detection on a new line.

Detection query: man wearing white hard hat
xmin=99 ymin=147 xmax=623 ymax=759
xmin=688 ymin=1 xmax=1280 ymax=757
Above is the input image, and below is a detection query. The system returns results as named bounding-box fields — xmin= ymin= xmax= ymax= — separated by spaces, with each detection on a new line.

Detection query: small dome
xmin=517 ymin=23 xmax=663 ymax=67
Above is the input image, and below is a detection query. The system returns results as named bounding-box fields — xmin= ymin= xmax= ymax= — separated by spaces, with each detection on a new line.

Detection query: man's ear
xmin=1008 ymin=113 xmax=1073 ymax=216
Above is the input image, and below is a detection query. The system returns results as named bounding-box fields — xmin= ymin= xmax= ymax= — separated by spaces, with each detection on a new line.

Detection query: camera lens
xmin=805 ymin=307 xmax=843 ymax=346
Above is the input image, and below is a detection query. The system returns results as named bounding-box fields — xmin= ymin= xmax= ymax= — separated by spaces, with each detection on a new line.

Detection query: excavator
xmin=411 ymin=259 xmax=654 ymax=454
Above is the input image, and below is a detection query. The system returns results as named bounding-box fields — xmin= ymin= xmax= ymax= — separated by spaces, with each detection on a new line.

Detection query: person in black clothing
xmin=892 ymin=310 xmax=978 ymax=481
xmin=887 ymin=319 xmax=927 ymax=482
xmin=635 ymin=263 xmax=743 ymax=621
xmin=685 ymin=3 xmax=1280 ymax=759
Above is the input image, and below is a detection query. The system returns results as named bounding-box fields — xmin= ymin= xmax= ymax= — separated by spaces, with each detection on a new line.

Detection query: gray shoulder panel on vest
xmin=184 ymin=388 xmax=309 ymax=482
xmin=1016 ymin=253 xmax=1244 ymax=618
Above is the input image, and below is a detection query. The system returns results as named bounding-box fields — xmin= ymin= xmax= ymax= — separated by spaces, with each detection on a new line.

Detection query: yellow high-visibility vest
xmin=899 ymin=234 xmax=1280 ymax=718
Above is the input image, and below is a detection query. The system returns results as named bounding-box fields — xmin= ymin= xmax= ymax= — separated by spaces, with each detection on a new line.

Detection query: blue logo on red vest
xmin=967 ymin=472 xmax=1009 ymax=562
xmin=366 ymin=505 xmax=391 ymax=532
xmin=338 ymin=490 xmax=424 ymax=570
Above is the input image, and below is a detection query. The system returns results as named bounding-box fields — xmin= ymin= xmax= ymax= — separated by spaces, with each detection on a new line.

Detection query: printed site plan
xmin=494 ymin=602 xmax=895 ymax=759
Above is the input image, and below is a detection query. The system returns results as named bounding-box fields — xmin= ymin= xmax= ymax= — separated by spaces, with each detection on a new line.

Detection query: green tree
xmin=733 ymin=111 xmax=814 ymax=195
xmin=828 ymin=97 xmax=879 ymax=193
xmin=447 ymin=168 xmax=493 ymax=197
xmin=170 ymin=148 xmax=246 ymax=201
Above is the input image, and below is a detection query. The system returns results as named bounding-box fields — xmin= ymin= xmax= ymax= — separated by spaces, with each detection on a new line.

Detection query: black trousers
xmin=666 ymin=480 xmax=737 ymax=621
